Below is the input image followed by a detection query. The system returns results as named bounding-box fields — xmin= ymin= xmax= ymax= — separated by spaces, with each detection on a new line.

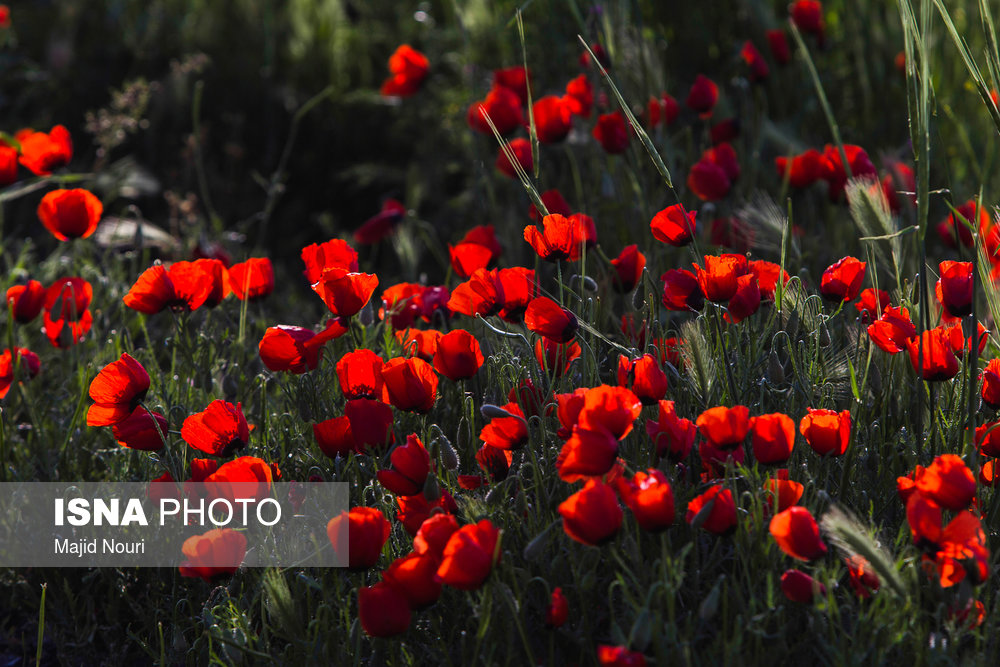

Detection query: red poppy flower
xmin=791 ymin=1 xmax=825 ymax=41
xmin=177 ymin=259 xmax=230 ymax=307
xmin=653 ymin=336 xmax=684 ymax=368
xmin=821 ymin=257 xmax=866 ymax=301
xmin=258 ymin=322 xmax=345 ymax=374
xmin=937 ymin=200 xmax=989 ymax=248
xmin=915 ymin=454 xmax=975 ymax=510
xmin=751 ymin=413 xmax=795 ymax=465
xmin=377 ymin=433 xmax=431 ymax=496
xmin=529 ymin=189 xmax=573 ymax=221
xmin=661 ymin=268 xmax=705 ymax=311
xmin=358 ymin=581 xmax=411 ymax=637
xmin=579 ymin=42 xmax=610 ymax=69
xmin=301 ymin=238 xmax=359 ymax=284
xmin=780 ymin=569 xmax=826 ymax=603
xmin=311 ymin=268 xmax=378 ymax=318
xmin=435 ymin=519 xmax=501 ymax=590
xmin=447 ymin=269 xmax=501 ymax=318
xmin=0 ymin=347 xmax=39 ymax=399
xmin=37 ymin=188 xmax=102 ymax=241
xmin=767 ymin=29 xmax=791 ymax=65
xmin=559 ymin=479 xmax=623 ymax=545
xmin=345 ymin=398 xmax=394 ymax=449
xmin=936 ymin=261 xmax=974 ymax=318
xmin=694 ymin=254 xmax=750 ymax=303
xmin=881 ymin=161 xmax=917 ymax=213
xmin=532 ymin=95 xmax=572 ymax=143
xmin=181 ymin=400 xmax=251 ymax=457
xmin=546 ymin=587 xmax=569 ymax=628
xmin=648 ymin=93 xmax=680 ymax=128
xmin=229 ymin=257 xmax=274 ymax=300
xmin=650 ymin=204 xmax=696 ymax=247
xmin=337 ymin=349 xmax=384 ymax=399
xmin=6 ymin=280 xmax=45 ymax=323
xmin=944 ymin=321 xmax=988 ymax=358
xmin=412 ymin=513 xmax=460 ymax=559
xmin=494 ymin=66 xmax=530 ymax=104
xmin=616 ymin=354 xmax=667 ymax=405
xmin=383 ymin=552 xmax=443 ymax=609
xmin=468 ymin=85 xmax=525 ymax=135
xmin=178 ymin=528 xmax=247 ymax=582
xmin=327 ymin=507 xmax=391 ymax=569
xmin=905 ymin=328 xmax=960 ymax=381
xmin=821 ymin=144 xmax=877 ymax=200
xmin=565 ymin=74 xmax=593 ymax=117
xmin=686 ymin=74 xmax=718 ymax=116
xmin=525 ymin=296 xmax=578 ymax=343
xmin=43 ymin=307 xmax=92 ymax=348
xmin=18 ymin=125 xmax=72 ymax=175
xmin=775 ymin=149 xmax=824 ymax=188
xmin=686 ymin=484 xmax=737 ymax=534
xmin=726 ymin=274 xmax=761 ymax=323
xmin=981 ymin=358 xmax=1000 ymax=408
xmin=699 ymin=439 xmax=747 ymax=479
xmin=799 ymin=408 xmax=850 ymax=456
xmin=45 ymin=276 xmax=92 ymax=323
xmin=495 ymin=137 xmax=533 ymax=179
xmin=854 ymin=288 xmax=890 ymax=321
xmin=845 ymin=555 xmax=880 ymax=598
xmin=313 ymin=416 xmax=358 ymax=458
xmin=764 ymin=474 xmax=804 ymax=513
xmin=380 ymin=44 xmax=429 ymax=97
xmin=592 ymin=111 xmax=629 ymax=154
xmin=741 ymin=41 xmax=769 ymax=81
xmin=575 ymin=385 xmax=642 ymax=439
xmin=867 ymin=306 xmax=917 ymax=354
xmin=0 ymin=145 xmax=17 ymax=186
xmin=355 ymin=198 xmax=408 ymax=245
xmin=610 ymin=245 xmax=646 ymax=292
xmin=617 ymin=469 xmax=675 ymax=531
xmin=86 ymin=353 xmax=151 ymax=427
xmin=110 ymin=407 xmax=167 ymax=451
xmin=524 ymin=213 xmax=587 ymax=262
xmin=556 ymin=422 xmax=620 ymax=482
xmin=770 ymin=506 xmax=827 ymax=561
xmin=396 ymin=328 xmax=442 ymax=361
xmin=534 ymin=337 xmax=581 ymax=376
xmin=479 ymin=402 xmax=528 ymax=450
xmin=476 ymin=444 xmax=514 ymax=482
xmin=555 ymin=388 xmax=588 ymax=438
xmin=597 ymin=646 xmax=647 ymax=667
xmin=696 ymin=405 xmax=751 ymax=449
xmin=382 ymin=283 xmax=432 ymax=328
xmin=431 ymin=329 xmax=483 ymax=380
xmin=646 ymin=400 xmax=696 ymax=461
xmin=381 ymin=356 xmax=438 ymax=413
xmin=688 ymin=150 xmax=734 ymax=201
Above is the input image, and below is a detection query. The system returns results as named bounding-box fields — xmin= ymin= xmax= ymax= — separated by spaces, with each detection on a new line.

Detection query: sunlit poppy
xmin=981 ymin=358 xmax=1000 ymax=408
xmin=726 ymin=274 xmax=761 ymax=323
xmin=694 ymin=254 xmax=750 ymax=303
xmin=258 ymin=322 xmax=345 ymax=374
xmin=396 ymin=328 xmax=441 ymax=361
xmin=311 ymin=267 xmax=379 ymax=318
xmin=479 ymin=402 xmax=528 ymax=451
xmin=799 ymin=408 xmax=850 ymax=456
xmin=327 ymin=507 xmax=391 ymax=569
xmin=867 ymin=306 xmax=917 ymax=354
xmin=380 ymin=44 xmax=429 ymax=97
xmin=646 ymin=399 xmax=696 ymax=461
xmin=764 ymin=473 xmax=804 ymax=513
xmin=525 ymin=296 xmax=578 ymax=343
xmin=914 ymin=454 xmax=975 ymax=510
xmin=111 ymin=407 xmax=167 ymax=451
xmin=301 ymin=238 xmax=359 ymax=284
xmin=770 ymin=506 xmax=827 ymax=561
xmin=686 ymin=484 xmax=737 ymax=534
xmin=524 ymin=214 xmax=587 ymax=261
xmin=495 ymin=137 xmax=533 ymax=179
xmin=936 ymin=261 xmax=974 ymax=318
xmin=86 ymin=353 xmax=151 ymax=427
xmin=696 ymin=405 xmax=751 ymax=450
xmin=559 ymin=479 xmax=623 ymax=545
xmin=6 ymin=279 xmax=45 ymax=323
xmin=556 ymin=422 xmax=620 ymax=481
xmin=650 ymin=204 xmax=696 ymax=247
xmin=532 ymin=95 xmax=572 ymax=144
xmin=435 ymin=519 xmax=501 ymax=590
xmin=610 ymin=245 xmax=646 ymax=292
xmin=820 ymin=257 xmax=866 ymax=301
xmin=751 ymin=413 xmax=795 ymax=464
xmin=564 ymin=75 xmax=593 ymax=117
xmin=229 ymin=257 xmax=274 ymax=300
xmin=178 ymin=528 xmax=247 ymax=582
xmin=37 ymin=188 xmax=102 ymax=241
xmin=181 ymin=400 xmax=250 ymax=457
xmin=18 ymin=125 xmax=72 ymax=175
xmin=616 ymin=354 xmax=667 ymax=405
xmin=468 ymin=85 xmax=525 ymax=135
xmin=854 ymin=288 xmax=890 ymax=322
xmin=616 ymin=469 xmax=675 ymax=531
xmin=383 ymin=552 xmax=443 ymax=609
xmin=381 ymin=356 xmax=439 ymax=413
xmin=905 ymin=327 xmax=960 ymax=381
xmin=534 ymin=337 xmax=581 ymax=376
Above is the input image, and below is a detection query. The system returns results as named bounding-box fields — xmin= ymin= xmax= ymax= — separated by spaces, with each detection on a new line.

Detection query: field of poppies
xmin=5 ymin=0 xmax=1000 ymax=664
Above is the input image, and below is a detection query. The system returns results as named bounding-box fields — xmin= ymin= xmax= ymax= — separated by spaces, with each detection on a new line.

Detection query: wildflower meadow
xmin=3 ymin=0 xmax=1000 ymax=664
